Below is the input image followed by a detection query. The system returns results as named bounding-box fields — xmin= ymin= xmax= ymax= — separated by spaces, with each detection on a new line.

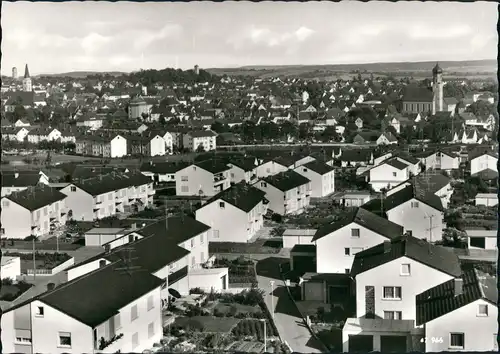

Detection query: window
xmin=351 ymin=228 xmax=360 ymax=238
xmin=411 ymin=201 xmax=419 ymax=208
xmin=450 ymin=333 xmax=464 ymax=349
xmin=219 ymin=202 xmax=225 ymax=209
xmin=192 ymin=256 xmax=196 ymax=267
xmin=478 ymin=304 xmax=489 ymax=316
xmin=0 ymin=228 xmax=4 ymax=236
xmin=44 ymin=207 xmax=48 ymax=216
xmin=384 ymin=311 xmax=402 ymax=320
xmin=392 ymin=172 xmax=397 ymax=177
xmin=344 ymin=248 xmax=350 ymax=256
xmin=181 ymin=186 xmax=189 ymax=193
xmin=70 ymin=186 xmax=76 ymax=192
xmin=383 ymin=286 xmax=402 ymax=300
xmin=15 ymin=329 xmax=31 ymax=344
xmin=303 ymin=168 xmax=307 ymax=172
xmin=181 ymin=176 xmax=188 ymax=181
xmin=261 ymin=182 xmax=267 ymax=188
xmin=345 ymin=268 xmax=350 ymax=274
xmin=401 ymin=264 xmax=411 ymax=275
xmin=147 ymin=295 xmax=154 ymax=311
xmin=114 ymin=314 xmax=121 ymax=330
xmin=200 ymin=252 xmax=205 ymax=263
xmin=58 ymin=332 xmax=72 ymax=348
xmin=35 ymin=306 xmax=44 ymax=317
xmin=351 ymin=247 xmax=363 ymax=255
xmin=131 ymin=304 xmax=138 ymax=321
xmin=2 ymin=200 xmax=10 ymax=207
xmin=213 ymin=230 xmax=220 ymax=239
xmin=132 ymin=332 xmax=139 ymax=349
xmin=191 ymin=238 xmax=195 ymax=248
xmin=230 ymin=173 xmax=235 ymax=178
xmin=200 ymin=234 xmax=204 ymax=244
xmin=148 ymin=322 xmax=155 ymax=338
xmin=266 ymin=168 xmax=271 ymax=173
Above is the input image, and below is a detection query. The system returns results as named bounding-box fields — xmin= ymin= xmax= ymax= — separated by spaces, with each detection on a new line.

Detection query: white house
xmin=1 ymin=261 xmax=164 ymax=354
xmin=469 ymin=150 xmax=498 ymax=177
xmin=341 ymin=149 xmax=374 ymax=167
xmin=312 ymin=208 xmax=404 ymax=274
xmin=139 ymin=161 xmax=189 ymax=184
xmin=1 ymin=185 xmax=68 ymax=239
xmin=362 ymin=184 xmax=444 ymax=242
xmin=175 ymin=159 xmax=231 ymax=197
xmin=1 ymin=256 xmax=21 ymax=280
xmin=465 ymin=230 xmax=497 ymax=250
xmin=376 ymin=132 xmax=398 ymax=145
xmin=282 ymin=228 xmax=317 ymax=249
xmin=416 ymin=269 xmax=497 ymax=352
xmin=369 ymin=159 xmax=410 ymax=192
xmin=350 ymin=235 xmax=462 ymax=322
xmin=419 ymin=150 xmax=460 ymax=171
xmin=254 ymin=160 xmax=289 ymax=179
xmin=195 ymin=182 xmax=267 ymax=243
xmin=226 ymin=158 xmax=257 ymax=184
xmin=475 ymin=193 xmax=498 ymax=207
xmin=293 ymin=160 xmax=335 ymax=198
xmin=182 ymin=130 xmax=217 ymax=152
xmin=1 ymin=171 xmax=50 ymax=197
xmin=252 ymin=170 xmax=311 ymax=215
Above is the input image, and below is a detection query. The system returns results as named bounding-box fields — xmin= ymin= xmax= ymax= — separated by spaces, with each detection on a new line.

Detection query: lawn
xmin=311 ymin=324 xmax=343 ymax=352
xmin=209 ymin=239 xmax=281 ymax=255
xmin=173 ymin=316 xmax=240 ymax=333
xmin=0 ymin=279 xmax=33 ymax=302
xmin=284 ymin=205 xmax=355 ymax=229
xmin=3 ymin=252 xmax=72 ymax=272
xmin=213 ymin=257 xmax=257 ymax=286
xmin=214 ymin=303 xmax=263 ymax=317
xmin=232 ymin=319 xmax=278 ymax=338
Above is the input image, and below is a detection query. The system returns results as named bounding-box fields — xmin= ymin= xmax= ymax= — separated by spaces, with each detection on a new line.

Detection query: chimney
xmin=47 ymin=282 xmax=55 ymax=291
xmin=129 ymin=222 xmax=137 ymax=231
xmin=383 ymin=240 xmax=391 ymax=253
xmin=454 ymin=278 xmax=463 ymax=296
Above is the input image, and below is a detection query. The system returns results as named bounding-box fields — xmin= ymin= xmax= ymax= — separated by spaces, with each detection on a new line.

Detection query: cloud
xmin=81 ymin=33 xmax=112 ymax=53
xmin=229 ymin=26 xmax=315 ymax=49
xmin=295 ymin=27 xmax=314 ymax=41
xmin=133 ymin=24 xmax=183 ymax=50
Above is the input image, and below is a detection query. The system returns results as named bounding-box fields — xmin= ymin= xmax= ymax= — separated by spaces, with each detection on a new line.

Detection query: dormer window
xmin=219 ymin=202 xmax=225 ymax=209
xmin=410 ymin=201 xmax=419 ymax=208
xmin=261 ymin=182 xmax=267 ymax=188
xmin=303 ymin=168 xmax=307 ymax=172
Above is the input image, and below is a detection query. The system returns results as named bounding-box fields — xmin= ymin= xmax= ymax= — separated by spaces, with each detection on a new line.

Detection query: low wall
xmin=26 ymin=257 xmax=75 ymax=276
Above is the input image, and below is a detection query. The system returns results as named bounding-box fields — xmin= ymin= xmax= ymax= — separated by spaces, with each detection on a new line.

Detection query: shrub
xmin=228 ymin=305 xmax=238 ymax=317
xmin=271 ymin=213 xmax=283 ymax=223
xmin=189 ymin=287 xmax=205 ymax=295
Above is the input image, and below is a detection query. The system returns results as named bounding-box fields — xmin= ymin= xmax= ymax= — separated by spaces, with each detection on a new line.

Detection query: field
xmin=207 ymin=59 xmax=497 ymax=81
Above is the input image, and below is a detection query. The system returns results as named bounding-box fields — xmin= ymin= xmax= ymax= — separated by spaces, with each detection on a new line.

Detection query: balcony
xmin=95 ymin=333 xmax=124 ymax=351
xmin=213 ymin=174 xmax=226 ymax=184
xmin=148 ymin=189 xmax=156 ymax=195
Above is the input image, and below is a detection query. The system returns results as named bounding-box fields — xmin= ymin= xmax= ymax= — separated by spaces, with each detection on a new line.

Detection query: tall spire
xmin=24 ymin=64 xmax=30 ymax=78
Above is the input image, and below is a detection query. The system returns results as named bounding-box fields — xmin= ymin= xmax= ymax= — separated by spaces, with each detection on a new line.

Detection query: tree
xmin=196 ymin=144 xmax=205 ymax=153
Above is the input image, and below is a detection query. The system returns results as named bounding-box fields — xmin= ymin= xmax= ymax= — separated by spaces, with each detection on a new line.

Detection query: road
xmin=255 ymin=257 xmax=325 ymax=353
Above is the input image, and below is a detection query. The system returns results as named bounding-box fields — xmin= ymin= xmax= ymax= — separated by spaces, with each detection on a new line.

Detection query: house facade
xmin=175 ymin=161 xmax=231 ymax=197
xmin=293 ymin=161 xmax=335 ymax=198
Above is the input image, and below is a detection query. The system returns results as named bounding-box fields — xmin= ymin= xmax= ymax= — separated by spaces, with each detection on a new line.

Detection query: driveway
xmin=256 ymin=257 xmax=324 ymax=353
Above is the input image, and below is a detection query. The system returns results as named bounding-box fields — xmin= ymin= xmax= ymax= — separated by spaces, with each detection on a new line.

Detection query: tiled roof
xmin=5 ymin=185 xmax=66 ymax=211
xmin=402 ymin=86 xmax=433 ymax=102
xmin=341 ymin=149 xmax=372 ymax=162
xmin=228 ymin=157 xmax=257 ymax=172
xmin=194 ymin=159 xmax=231 ymax=174
xmin=139 ymin=161 xmax=189 ymax=174
xmin=361 ymin=184 xmax=444 ymax=215
xmin=301 ymin=160 xmax=335 ymax=176
xmin=1 ymin=171 xmax=41 ymax=188
xmin=261 ymin=170 xmax=311 ymax=192
xmin=73 ymin=171 xmax=151 ymax=196
xmin=384 ymin=158 xmax=409 ymax=170
xmin=202 ymin=182 xmax=266 ymax=213
xmin=313 ymin=207 xmax=404 ymax=242
xmin=416 ymin=268 xmax=497 ymax=325
xmin=188 ymin=130 xmax=217 ymax=138
xmin=351 ymin=235 xmax=462 ymax=278
xmin=7 ymin=260 xmax=164 ymax=327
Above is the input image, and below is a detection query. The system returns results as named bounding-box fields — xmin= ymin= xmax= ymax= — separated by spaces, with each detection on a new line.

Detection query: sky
xmin=2 ymin=1 xmax=498 ymax=75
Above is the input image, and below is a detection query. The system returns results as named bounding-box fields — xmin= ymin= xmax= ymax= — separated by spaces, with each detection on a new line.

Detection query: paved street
xmin=256 ymin=257 xmax=325 ymax=353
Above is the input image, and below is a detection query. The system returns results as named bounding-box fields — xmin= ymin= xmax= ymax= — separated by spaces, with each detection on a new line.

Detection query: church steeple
xmin=24 ymin=64 xmax=30 ymax=79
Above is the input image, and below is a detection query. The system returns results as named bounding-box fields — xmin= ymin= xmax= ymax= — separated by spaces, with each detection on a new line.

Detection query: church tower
xmin=432 ymin=62 xmax=443 ymax=115
xmin=23 ymin=64 xmax=32 ymax=92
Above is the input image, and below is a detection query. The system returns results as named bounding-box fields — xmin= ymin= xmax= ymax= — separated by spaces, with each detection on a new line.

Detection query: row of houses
xmin=1 ymin=216 xmax=231 ymax=353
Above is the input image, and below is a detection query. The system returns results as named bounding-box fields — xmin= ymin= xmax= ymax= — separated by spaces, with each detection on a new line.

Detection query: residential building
xmin=392 ymin=154 xmax=421 ymax=176
xmin=369 ymin=158 xmax=410 ymax=192
xmin=1 ymin=256 xmax=21 ymax=280
xmin=75 ymin=134 xmax=127 ymax=158
xmin=196 ymin=182 xmax=267 ymax=242
xmin=226 ymin=158 xmax=258 ymax=184
xmin=475 ymin=193 xmax=498 ymax=207
xmin=387 ymin=172 xmax=453 ymax=209
xmin=465 ymin=230 xmax=497 ymax=250
xmin=341 ymin=149 xmax=374 ymax=167
xmin=59 ymin=172 xmax=154 ymax=221
xmin=469 ymin=149 xmax=498 ymax=177
xmin=254 ymin=160 xmax=289 ymax=179
xmin=293 ymin=160 xmax=335 ymax=197
xmin=175 ymin=159 xmax=231 ymax=197
xmin=1 ymin=127 xmax=30 ymax=142
xmin=338 ymin=191 xmax=372 ymax=207
xmin=419 ymin=150 xmax=460 ymax=171
xmin=26 ymin=127 xmax=62 ymax=144
xmin=139 ymin=161 xmax=189 ymax=184
xmin=1 ymin=260 xmax=164 ymax=354
xmin=350 ymin=235 xmax=462 ymax=321
xmin=1 ymin=185 xmax=68 ymax=239
xmin=1 ymin=171 xmax=50 ymax=197
xmin=416 ymin=269 xmax=497 ymax=352
xmin=362 ymin=184 xmax=444 ymax=242
xmin=126 ymin=134 xmax=166 ymax=157
xmin=252 ymin=170 xmax=311 ymax=215
xmin=182 ymin=130 xmax=217 ymax=152
xmin=312 ymin=208 xmax=404 ymax=274
xmin=376 ymin=132 xmax=398 ymax=145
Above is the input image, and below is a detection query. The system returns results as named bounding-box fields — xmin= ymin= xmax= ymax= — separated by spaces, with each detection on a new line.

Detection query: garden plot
xmin=173 ymin=316 xmax=240 ymax=333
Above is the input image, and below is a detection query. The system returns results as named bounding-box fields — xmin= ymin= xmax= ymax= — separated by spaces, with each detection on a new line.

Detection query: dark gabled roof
xmin=416 ymin=268 xmax=497 ymax=325
xmin=394 ymin=153 xmax=420 ymax=165
xmin=137 ymin=216 xmax=211 ymax=246
xmin=350 ymin=235 xmax=462 ymax=278
xmin=5 ymin=185 xmax=66 ymax=211
xmin=300 ymin=160 xmax=335 ymax=176
xmin=392 ymin=172 xmax=451 ymax=195
xmin=402 ymin=85 xmax=433 ymax=102
xmin=1 ymin=171 xmax=42 ymax=188
xmin=261 ymin=170 xmax=310 ymax=192
xmin=202 ymin=182 xmax=266 ymax=213
xmin=362 ymin=184 xmax=443 ymax=215
xmin=312 ymin=207 xmax=404 ymax=242
xmin=341 ymin=149 xmax=372 ymax=162
xmin=194 ymin=159 xmax=231 ymax=174
xmin=71 ymin=166 xmax=128 ymax=179
xmin=188 ymin=130 xmax=217 ymax=138
xmin=73 ymin=171 xmax=151 ymax=196
xmin=228 ymin=157 xmax=257 ymax=172
xmin=468 ymin=147 xmax=498 ymax=161
xmin=140 ymin=161 xmax=189 ymax=174
xmin=27 ymin=261 xmax=163 ymax=327
xmin=384 ymin=158 xmax=409 ymax=170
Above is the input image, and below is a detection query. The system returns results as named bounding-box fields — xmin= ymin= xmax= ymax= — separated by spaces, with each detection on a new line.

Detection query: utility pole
xmin=424 ymin=214 xmax=438 ymax=241
xmin=165 ymin=201 xmax=170 ymax=307
xmin=32 ymin=236 xmax=36 ymax=281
